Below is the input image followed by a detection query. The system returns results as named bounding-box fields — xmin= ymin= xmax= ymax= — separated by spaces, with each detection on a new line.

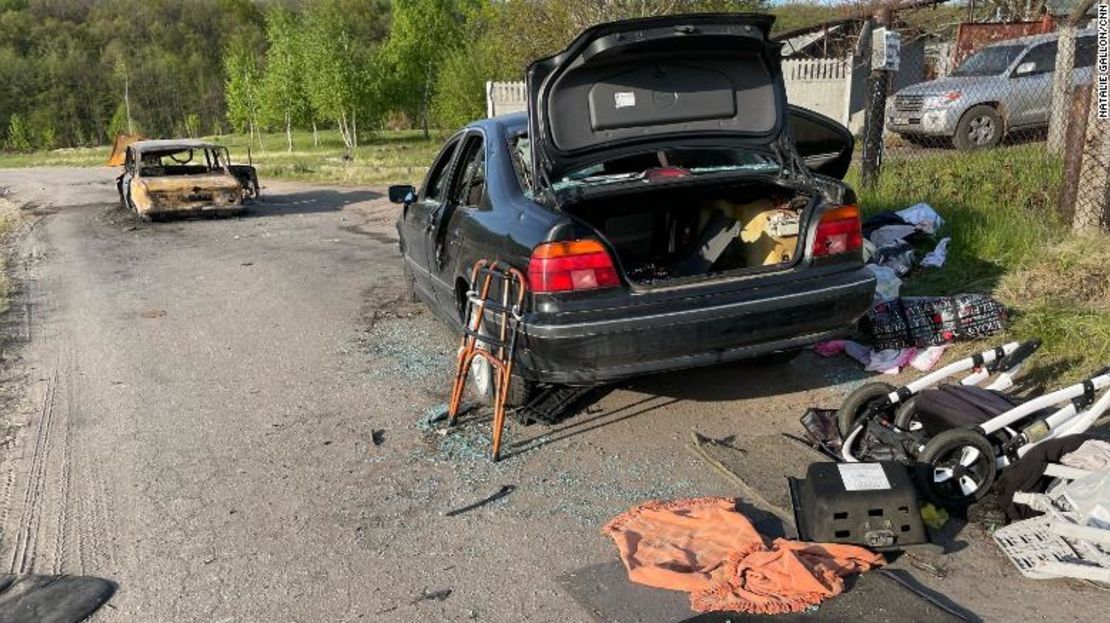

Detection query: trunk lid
xmin=526 ymin=14 xmax=788 ymax=188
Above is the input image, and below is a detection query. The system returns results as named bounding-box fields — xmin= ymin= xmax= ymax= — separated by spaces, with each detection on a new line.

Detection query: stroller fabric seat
xmin=914 ymin=384 xmax=1018 ymax=437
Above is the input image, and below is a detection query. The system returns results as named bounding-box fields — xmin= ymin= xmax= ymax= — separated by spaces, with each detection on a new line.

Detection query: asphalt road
xmin=0 ymin=168 xmax=1105 ymax=621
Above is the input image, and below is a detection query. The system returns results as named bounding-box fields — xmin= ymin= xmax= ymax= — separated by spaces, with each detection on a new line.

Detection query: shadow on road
xmin=249 ymin=188 xmax=381 ymax=217
xmin=629 ymin=352 xmax=871 ymax=402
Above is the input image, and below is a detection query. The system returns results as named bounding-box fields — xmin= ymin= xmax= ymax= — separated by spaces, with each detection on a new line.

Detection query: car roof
xmin=984 ymin=27 xmax=1097 ymax=49
xmin=467 ymin=113 xmax=527 ymax=136
xmin=130 ymin=139 xmax=224 ymax=154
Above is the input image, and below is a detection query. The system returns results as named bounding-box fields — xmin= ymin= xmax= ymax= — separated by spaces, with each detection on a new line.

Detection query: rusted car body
xmin=112 ymin=139 xmax=259 ymax=219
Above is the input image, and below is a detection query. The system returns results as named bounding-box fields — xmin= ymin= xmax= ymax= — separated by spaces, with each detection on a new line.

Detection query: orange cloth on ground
xmin=603 ymin=497 xmax=884 ymax=615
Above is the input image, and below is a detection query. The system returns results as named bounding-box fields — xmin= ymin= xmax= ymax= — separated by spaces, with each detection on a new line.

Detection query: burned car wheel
xmin=954 ymin=105 xmax=1003 ymax=151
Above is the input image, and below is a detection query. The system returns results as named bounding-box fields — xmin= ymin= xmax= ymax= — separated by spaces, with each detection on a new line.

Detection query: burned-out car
xmin=391 ymin=14 xmax=875 ymax=404
xmin=112 ymin=139 xmax=260 ymax=219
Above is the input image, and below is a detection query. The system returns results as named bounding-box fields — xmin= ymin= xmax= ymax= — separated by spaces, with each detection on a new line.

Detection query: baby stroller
xmin=837 ymin=339 xmax=1110 ymax=511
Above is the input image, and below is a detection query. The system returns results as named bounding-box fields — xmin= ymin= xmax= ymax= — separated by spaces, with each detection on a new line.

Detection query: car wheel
xmin=463 ymin=304 xmax=534 ymax=408
xmin=954 ymin=105 xmax=1003 ymax=150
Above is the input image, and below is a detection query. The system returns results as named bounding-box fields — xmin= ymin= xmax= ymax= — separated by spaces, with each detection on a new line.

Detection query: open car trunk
xmin=564 ymin=177 xmax=812 ymax=286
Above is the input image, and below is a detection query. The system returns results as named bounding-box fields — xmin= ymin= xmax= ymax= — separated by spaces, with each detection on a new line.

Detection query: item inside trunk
xmin=566 ymin=181 xmax=811 ymax=285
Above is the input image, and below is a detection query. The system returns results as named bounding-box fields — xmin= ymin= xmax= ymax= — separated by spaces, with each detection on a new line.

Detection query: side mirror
xmin=1013 ymin=61 xmax=1037 ymax=77
xmin=389 ymin=184 xmax=416 ymax=204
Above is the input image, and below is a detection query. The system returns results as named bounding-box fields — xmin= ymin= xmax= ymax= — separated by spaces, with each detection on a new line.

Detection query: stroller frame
xmin=838 ymin=339 xmax=1110 ymax=509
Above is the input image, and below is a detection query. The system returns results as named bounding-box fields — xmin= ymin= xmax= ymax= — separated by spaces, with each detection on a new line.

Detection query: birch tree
xmin=261 ymin=7 xmax=309 ymax=152
xmin=303 ymin=1 xmax=369 ymax=156
xmin=224 ymin=39 xmax=266 ymax=150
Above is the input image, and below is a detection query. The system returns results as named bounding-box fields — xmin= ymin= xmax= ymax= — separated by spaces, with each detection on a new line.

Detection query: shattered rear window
xmin=555 ymin=148 xmax=780 ymax=190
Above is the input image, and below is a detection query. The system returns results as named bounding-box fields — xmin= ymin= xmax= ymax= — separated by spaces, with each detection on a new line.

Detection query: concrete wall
xmin=486 ymin=81 xmax=527 ymax=117
xmin=781 ymin=57 xmax=855 ymax=131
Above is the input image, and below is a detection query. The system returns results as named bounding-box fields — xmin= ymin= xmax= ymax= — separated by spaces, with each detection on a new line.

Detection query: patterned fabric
xmin=603 ymin=497 xmax=884 ymax=614
xmin=864 ymin=294 xmax=1007 ymax=351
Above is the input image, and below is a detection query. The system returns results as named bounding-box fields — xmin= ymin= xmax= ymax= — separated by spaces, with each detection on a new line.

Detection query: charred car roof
xmin=130 ymin=139 xmax=226 ymax=154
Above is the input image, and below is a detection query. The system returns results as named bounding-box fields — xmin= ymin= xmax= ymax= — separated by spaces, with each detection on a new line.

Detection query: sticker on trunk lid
xmin=614 ymin=92 xmax=636 ymax=109
xmin=837 ymin=463 xmax=891 ymax=491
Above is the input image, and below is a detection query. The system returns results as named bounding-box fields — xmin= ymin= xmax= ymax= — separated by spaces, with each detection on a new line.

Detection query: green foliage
xmin=260 ymin=7 xmax=310 ymax=146
xmin=853 ymin=144 xmax=1109 ymax=380
xmin=224 ymin=38 xmax=264 ymax=136
xmin=0 ymin=0 xmax=265 ymax=149
xmin=107 ymin=102 xmax=136 ymax=138
xmin=380 ymin=0 xmax=472 ymax=135
xmin=300 ymin=0 xmax=390 ymax=152
xmin=7 ymin=112 xmax=30 ymax=151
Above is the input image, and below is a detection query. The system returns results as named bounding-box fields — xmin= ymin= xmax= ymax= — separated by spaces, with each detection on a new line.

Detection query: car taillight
xmin=812 ymin=205 xmax=863 ymax=258
xmin=528 ymin=240 xmax=620 ymax=293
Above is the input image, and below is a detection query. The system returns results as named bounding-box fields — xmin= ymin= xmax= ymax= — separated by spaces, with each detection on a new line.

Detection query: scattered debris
xmin=410 ymin=588 xmax=452 ymax=605
xmin=921 ymin=237 xmax=951 ymax=268
xmin=371 ymin=429 xmax=385 ymax=446
xmin=444 ymin=484 xmax=516 ymax=517
xmin=424 ymin=402 xmax=476 ymax=427
xmin=515 ymin=385 xmax=612 ymax=425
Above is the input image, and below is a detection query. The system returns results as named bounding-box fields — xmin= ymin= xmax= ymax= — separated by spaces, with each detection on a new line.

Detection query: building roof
xmin=1045 ymin=0 xmax=1101 ymax=17
xmin=979 ymin=26 xmax=1097 ymax=48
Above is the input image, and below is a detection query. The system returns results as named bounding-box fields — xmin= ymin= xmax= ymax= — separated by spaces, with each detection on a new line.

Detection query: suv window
xmin=1018 ymin=42 xmax=1057 ymax=75
xmin=422 ymin=137 xmax=460 ymax=201
xmin=450 ymin=136 xmax=485 ymax=207
xmin=1076 ymin=36 xmax=1097 ymax=68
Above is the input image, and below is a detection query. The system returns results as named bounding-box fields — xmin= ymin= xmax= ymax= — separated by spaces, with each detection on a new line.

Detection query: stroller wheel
xmin=892 ymin=397 xmax=920 ymax=431
xmin=837 ymin=382 xmax=895 ymax=438
xmin=915 ymin=429 xmax=996 ymax=512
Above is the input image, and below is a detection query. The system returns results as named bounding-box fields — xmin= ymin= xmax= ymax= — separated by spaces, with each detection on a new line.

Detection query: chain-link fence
xmin=873 ymin=3 xmax=1109 ymax=231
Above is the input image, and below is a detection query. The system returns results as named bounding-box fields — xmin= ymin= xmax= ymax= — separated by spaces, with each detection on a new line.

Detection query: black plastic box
xmin=789 ymin=461 xmax=927 ymax=550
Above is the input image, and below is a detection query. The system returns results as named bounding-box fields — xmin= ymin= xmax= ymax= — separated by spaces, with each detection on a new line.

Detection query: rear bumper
xmin=515 ymin=267 xmax=876 ymax=384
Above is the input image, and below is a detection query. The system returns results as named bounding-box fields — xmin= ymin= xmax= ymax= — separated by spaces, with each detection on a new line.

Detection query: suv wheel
xmin=954 ymin=105 xmax=1003 ymax=150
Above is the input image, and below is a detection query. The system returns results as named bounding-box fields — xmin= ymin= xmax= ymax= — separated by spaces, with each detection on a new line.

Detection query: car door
xmin=428 ymin=132 xmax=486 ymax=305
xmin=117 ymin=148 xmax=135 ymax=206
xmin=1007 ymin=41 xmax=1056 ymax=128
xmin=787 ymin=105 xmax=853 ymax=179
xmin=401 ymin=134 xmax=461 ymax=303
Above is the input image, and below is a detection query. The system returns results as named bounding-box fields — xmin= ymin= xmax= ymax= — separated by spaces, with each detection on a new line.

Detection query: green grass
xmin=0 ymin=129 xmax=442 ymax=187
xmin=0 ymin=198 xmax=21 ymax=317
xmin=852 ymin=144 xmax=1109 ymax=382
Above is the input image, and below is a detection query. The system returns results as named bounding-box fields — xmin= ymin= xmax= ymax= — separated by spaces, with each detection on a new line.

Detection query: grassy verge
xmin=0 ymin=129 xmax=442 ymax=187
xmin=850 ymin=144 xmax=1109 ymax=382
xmin=0 ymin=196 xmax=20 ymax=317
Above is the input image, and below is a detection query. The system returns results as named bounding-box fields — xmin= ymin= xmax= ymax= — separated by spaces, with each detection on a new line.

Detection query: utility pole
xmin=124 ymin=73 xmax=133 ymax=135
xmin=1048 ymin=0 xmax=1097 ymax=153
xmin=860 ymin=6 xmax=895 ymax=189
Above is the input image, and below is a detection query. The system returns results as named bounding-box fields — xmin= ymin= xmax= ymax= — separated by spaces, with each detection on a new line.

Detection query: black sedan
xmin=391 ymin=13 xmax=876 ymax=405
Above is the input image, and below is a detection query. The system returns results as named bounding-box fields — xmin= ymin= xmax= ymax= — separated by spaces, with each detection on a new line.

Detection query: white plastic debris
xmin=865 ymin=348 xmax=917 ymax=375
xmin=1062 ymin=469 xmax=1110 ymax=530
xmin=897 ymin=203 xmax=944 ymax=234
xmin=910 ymin=345 xmax=948 ymax=372
xmin=863 ymin=264 xmax=902 ymax=302
xmin=921 ymin=237 xmax=951 ymax=268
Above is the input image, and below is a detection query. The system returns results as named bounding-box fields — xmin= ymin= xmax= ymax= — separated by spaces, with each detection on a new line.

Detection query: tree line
xmin=1 ymin=0 xmax=768 ymax=153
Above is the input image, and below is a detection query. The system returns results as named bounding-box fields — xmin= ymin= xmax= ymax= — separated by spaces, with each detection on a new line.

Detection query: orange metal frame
xmin=446 ymin=259 xmax=528 ymax=461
